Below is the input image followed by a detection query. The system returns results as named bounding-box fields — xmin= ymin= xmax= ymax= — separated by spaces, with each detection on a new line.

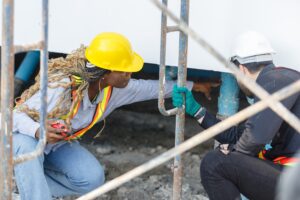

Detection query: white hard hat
xmin=231 ymin=31 xmax=276 ymax=64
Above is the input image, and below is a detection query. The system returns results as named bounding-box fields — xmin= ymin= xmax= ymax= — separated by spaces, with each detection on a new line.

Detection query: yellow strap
xmin=64 ymin=86 xmax=112 ymax=140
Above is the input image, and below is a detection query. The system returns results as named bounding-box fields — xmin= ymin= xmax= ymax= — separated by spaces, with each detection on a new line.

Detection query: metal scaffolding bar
xmin=76 ymin=80 xmax=300 ymax=200
xmin=158 ymin=0 xmax=178 ymax=116
xmin=173 ymin=1 xmax=189 ymax=199
xmin=13 ymin=0 xmax=48 ymax=165
xmin=158 ymin=0 xmax=189 ymax=199
xmin=14 ymin=41 xmax=43 ymax=53
xmin=1 ymin=0 xmax=14 ymax=198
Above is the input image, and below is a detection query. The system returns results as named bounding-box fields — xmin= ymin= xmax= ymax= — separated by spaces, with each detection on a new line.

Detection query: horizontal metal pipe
xmin=151 ymin=0 xmax=300 ymax=133
xmin=14 ymin=41 xmax=43 ymax=53
xmin=167 ymin=26 xmax=180 ymax=33
xmin=76 ymin=79 xmax=300 ymax=200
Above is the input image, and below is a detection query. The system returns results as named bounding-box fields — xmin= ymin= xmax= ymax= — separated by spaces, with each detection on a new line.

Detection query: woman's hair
xmin=15 ymin=45 xmax=107 ymax=126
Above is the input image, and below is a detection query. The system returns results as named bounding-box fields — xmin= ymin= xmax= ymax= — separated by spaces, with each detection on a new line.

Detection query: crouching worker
xmin=172 ymin=31 xmax=300 ymax=200
xmin=13 ymin=32 xmax=212 ymax=200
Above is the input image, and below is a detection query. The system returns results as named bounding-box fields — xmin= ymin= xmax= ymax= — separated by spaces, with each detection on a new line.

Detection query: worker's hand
xmin=192 ymin=81 xmax=220 ymax=100
xmin=172 ymin=85 xmax=201 ymax=116
xmin=35 ymin=120 xmax=69 ymax=144
xmin=218 ymin=144 xmax=235 ymax=155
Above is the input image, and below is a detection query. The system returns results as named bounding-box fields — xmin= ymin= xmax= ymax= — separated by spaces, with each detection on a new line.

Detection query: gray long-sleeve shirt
xmin=13 ymin=78 xmax=193 ymax=153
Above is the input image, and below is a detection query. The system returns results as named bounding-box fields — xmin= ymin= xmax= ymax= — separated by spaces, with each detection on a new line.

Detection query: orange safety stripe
xmin=64 ymin=86 xmax=112 ymax=140
xmin=60 ymin=89 xmax=81 ymax=120
xmin=258 ymin=149 xmax=299 ymax=166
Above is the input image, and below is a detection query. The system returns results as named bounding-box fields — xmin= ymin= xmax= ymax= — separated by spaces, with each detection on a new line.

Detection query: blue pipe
xmin=15 ymin=51 xmax=40 ymax=83
xmin=218 ymin=73 xmax=239 ymax=117
xmin=165 ymin=65 xmax=177 ymax=80
xmin=218 ymin=73 xmax=248 ymax=200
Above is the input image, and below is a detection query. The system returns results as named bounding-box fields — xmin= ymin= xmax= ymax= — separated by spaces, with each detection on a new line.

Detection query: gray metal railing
xmin=0 ymin=0 xmax=49 ymax=198
xmin=158 ymin=0 xmax=190 ymax=199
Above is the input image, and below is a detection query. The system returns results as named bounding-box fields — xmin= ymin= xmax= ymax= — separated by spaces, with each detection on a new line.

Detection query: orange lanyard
xmin=64 ymin=85 xmax=112 ymax=140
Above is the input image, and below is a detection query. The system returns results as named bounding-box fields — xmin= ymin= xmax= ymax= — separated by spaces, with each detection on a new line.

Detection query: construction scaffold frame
xmin=0 ymin=0 xmax=299 ymax=200
xmin=0 ymin=0 xmax=48 ymax=199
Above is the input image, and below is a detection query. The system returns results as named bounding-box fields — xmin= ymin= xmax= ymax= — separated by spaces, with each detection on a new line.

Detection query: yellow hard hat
xmin=85 ymin=32 xmax=144 ymax=72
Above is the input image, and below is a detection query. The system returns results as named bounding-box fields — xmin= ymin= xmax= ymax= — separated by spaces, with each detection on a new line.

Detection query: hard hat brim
xmin=123 ymin=52 xmax=144 ymax=72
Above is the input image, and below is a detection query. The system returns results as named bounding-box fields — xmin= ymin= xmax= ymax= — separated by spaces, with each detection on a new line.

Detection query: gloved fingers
xmin=176 ymin=87 xmax=189 ymax=93
xmin=173 ymin=99 xmax=184 ymax=107
xmin=173 ymin=85 xmax=189 ymax=93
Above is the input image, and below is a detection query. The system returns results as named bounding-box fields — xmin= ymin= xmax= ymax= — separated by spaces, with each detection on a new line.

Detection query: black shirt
xmin=201 ymin=64 xmax=300 ymax=158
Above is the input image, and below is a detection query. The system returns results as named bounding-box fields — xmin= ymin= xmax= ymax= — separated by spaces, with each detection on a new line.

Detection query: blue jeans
xmin=13 ymin=133 xmax=105 ymax=200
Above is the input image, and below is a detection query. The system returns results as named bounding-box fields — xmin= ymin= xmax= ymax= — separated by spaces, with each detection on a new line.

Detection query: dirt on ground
xmin=78 ymin=109 xmax=212 ymax=200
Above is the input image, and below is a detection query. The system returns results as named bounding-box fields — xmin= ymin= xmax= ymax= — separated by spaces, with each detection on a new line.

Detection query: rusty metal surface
xmin=173 ymin=0 xmax=189 ymax=200
xmin=157 ymin=0 xmax=190 ymax=199
xmin=0 ymin=0 xmax=14 ymax=199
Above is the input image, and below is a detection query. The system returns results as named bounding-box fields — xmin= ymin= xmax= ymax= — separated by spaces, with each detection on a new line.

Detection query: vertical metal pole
xmin=39 ymin=0 xmax=49 ymax=147
xmin=0 ymin=0 xmax=14 ymax=199
xmin=13 ymin=0 xmax=48 ymax=165
xmin=158 ymin=0 xmax=168 ymax=114
xmin=173 ymin=0 xmax=189 ymax=199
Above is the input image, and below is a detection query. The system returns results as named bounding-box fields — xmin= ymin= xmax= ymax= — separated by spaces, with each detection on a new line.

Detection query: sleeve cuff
xmin=186 ymin=81 xmax=193 ymax=91
xmin=194 ymin=107 xmax=206 ymax=120
xmin=24 ymin=122 xmax=40 ymax=138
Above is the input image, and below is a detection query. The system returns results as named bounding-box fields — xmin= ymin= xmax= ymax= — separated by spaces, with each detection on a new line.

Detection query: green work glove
xmin=172 ymin=85 xmax=201 ymax=116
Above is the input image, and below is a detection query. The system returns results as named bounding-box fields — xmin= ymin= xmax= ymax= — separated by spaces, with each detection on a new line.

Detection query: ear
xmin=239 ymin=64 xmax=249 ymax=75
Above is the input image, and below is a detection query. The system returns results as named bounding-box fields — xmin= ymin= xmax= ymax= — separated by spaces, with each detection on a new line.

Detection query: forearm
xmin=200 ymin=111 xmax=244 ymax=144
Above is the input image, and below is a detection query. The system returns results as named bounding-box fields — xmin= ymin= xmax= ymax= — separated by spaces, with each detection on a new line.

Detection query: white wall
xmin=0 ymin=0 xmax=299 ymax=72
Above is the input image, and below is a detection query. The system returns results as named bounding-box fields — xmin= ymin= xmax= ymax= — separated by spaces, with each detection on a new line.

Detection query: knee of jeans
xmin=200 ymin=150 xmax=224 ymax=180
xmin=13 ymin=133 xmax=44 ymax=162
xmin=74 ymin=164 xmax=105 ymax=193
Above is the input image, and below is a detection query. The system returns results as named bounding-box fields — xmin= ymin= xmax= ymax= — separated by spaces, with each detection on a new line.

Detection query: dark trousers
xmin=200 ymin=150 xmax=283 ymax=200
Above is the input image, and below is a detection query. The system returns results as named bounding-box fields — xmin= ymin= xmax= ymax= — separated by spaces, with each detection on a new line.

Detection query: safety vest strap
xmin=64 ymin=85 xmax=112 ymax=140
xmin=60 ymin=75 xmax=83 ymax=120
xmin=258 ymin=149 xmax=299 ymax=166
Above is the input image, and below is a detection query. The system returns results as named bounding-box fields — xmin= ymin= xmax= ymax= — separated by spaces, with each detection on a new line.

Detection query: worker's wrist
xmin=193 ymin=107 xmax=206 ymax=120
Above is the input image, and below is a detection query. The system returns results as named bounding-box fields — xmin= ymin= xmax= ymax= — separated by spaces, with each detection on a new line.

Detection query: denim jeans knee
xmin=73 ymin=163 xmax=105 ymax=194
xmin=13 ymin=133 xmax=44 ymax=163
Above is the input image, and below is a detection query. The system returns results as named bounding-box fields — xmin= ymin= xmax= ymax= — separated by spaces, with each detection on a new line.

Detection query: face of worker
xmin=236 ymin=64 xmax=254 ymax=98
xmin=104 ymin=71 xmax=132 ymax=88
